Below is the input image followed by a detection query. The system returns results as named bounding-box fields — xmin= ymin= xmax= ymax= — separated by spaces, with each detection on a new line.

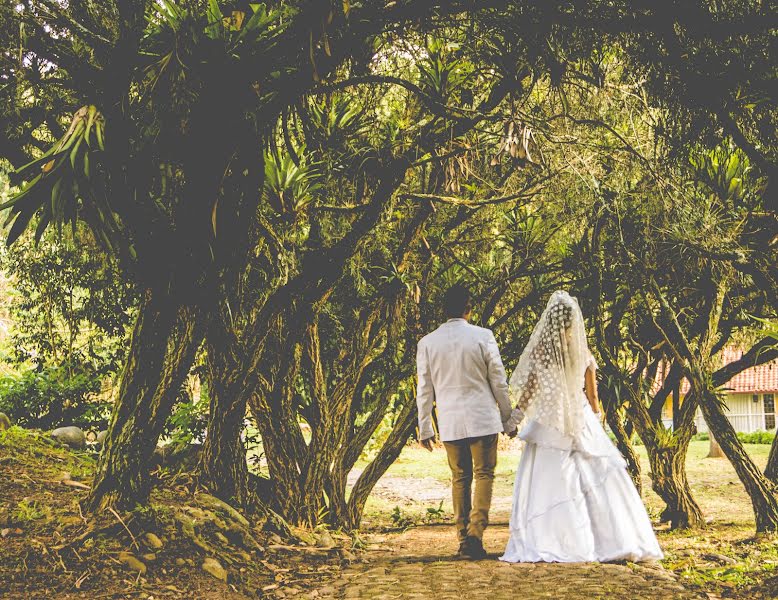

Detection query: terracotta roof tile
xmin=719 ymin=347 xmax=778 ymax=394
xmin=651 ymin=346 xmax=778 ymax=395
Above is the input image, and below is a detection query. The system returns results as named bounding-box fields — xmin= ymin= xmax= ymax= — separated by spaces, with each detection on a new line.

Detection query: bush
xmin=0 ymin=366 xmax=109 ymax=431
xmin=737 ymin=430 xmax=775 ymax=445
xmin=692 ymin=430 xmax=774 ymax=444
xmin=164 ymin=377 xmax=209 ymax=447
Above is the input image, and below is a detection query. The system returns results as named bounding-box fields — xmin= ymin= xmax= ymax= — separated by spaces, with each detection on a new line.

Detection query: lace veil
xmin=508 ymin=290 xmax=592 ymax=439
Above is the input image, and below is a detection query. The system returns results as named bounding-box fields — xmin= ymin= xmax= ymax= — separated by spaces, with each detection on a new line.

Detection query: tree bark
xmin=195 ymin=133 xmax=262 ymax=510
xmin=628 ymin=388 xmax=705 ymax=528
xmin=345 ymin=397 xmax=417 ymax=528
xmin=707 ymin=435 xmax=725 ymax=458
xmin=604 ymin=403 xmax=642 ymax=494
xmin=765 ymin=434 xmax=778 ymax=483
xmin=197 ymin=325 xmax=252 ymax=508
xmin=644 ymin=434 xmax=704 ymax=528
xmin=699 ymin=391 xmax=778 ymax=532
xmin=87 ymin=290 xmax=203 ymax=510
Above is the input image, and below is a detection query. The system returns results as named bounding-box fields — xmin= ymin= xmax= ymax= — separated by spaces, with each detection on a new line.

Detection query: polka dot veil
xmin=508 ymin=290 xmax=592 ymax=439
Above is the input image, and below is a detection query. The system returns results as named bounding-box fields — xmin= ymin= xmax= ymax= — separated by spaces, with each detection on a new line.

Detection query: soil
xmin=3 ymin=428 xmax=777 ymax=599
xmin=0 ymin=427 xmax=349 ymax=599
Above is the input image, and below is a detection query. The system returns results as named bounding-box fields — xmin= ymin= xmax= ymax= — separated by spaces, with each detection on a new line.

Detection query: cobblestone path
xmin=317 ymin=524 xmax=703 ymax=600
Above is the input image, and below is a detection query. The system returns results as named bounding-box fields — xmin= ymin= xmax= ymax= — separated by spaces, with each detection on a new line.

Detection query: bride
xmin=501 ymin=291 xmax=663 ymax=563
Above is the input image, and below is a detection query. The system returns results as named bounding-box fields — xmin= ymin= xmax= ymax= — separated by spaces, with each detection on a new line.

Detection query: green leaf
xmin=7 ymin=205 xmax=38 ymax=246
xmin=206 ymin=0 xmax=225 ymax=40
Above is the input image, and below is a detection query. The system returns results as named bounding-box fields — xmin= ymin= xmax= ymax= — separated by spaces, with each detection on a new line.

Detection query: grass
xmin=361 ymin=440 xmax=771 ymax=522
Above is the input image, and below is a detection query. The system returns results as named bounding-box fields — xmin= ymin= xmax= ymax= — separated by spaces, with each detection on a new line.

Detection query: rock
xmin=50 ymin=426 xmax=86 ymax=449
xmin=293 ymin=528 xmax=316 ymax=546
xmin=175 ymin=558 xmax=186 ymax=566
xmin=202 ymin=557 xmax=227 ymax=581
xmin=316 ymin=531 xmax=336 ymax=549
xmin=143 ymin=532 xmax=163 ymax=550
xmin=0 ymin=412 xmax=11 ymax=430
xmin=339 ymin=549 xmax=357 ymax=562
xmin=153 ymin=442 xmax=202 ymax=470
xmin=96 ymin=430 xmax=108 ymax=446
xmin=141 ymin=553 xmax=157 ymax=562
xmin=118 ymin=552 xmax=147 ymax=575
xmin=1 ymin=528 xmax=22 ymax=537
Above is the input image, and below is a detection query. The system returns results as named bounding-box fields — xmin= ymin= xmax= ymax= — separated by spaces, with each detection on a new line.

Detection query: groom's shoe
xmin=460 ymin=536 xmax=487 ymax=560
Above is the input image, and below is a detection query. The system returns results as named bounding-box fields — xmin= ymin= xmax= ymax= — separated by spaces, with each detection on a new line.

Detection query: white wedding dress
xmin=500 ymin=291 xmax=663 ymax=564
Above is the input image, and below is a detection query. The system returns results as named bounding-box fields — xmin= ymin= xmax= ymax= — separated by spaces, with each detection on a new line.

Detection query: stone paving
xmin=315 ymin=524 xmax=703 ymax=600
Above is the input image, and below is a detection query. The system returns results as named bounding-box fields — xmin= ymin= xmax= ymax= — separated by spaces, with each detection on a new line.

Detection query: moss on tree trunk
xmin=87 ymin=290 xmax=203 ymax=511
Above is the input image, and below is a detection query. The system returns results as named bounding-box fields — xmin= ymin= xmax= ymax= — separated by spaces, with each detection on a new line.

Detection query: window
xmin=764 ymin=394 xmax=775 ymax=430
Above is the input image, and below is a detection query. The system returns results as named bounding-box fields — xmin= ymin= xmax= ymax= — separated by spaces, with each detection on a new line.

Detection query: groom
xmin=416 ymin=284 xmax=515 ymax=559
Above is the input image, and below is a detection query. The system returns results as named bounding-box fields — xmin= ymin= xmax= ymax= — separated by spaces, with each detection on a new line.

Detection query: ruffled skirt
xmin=500 ymin=406 xmax=663 ymax=563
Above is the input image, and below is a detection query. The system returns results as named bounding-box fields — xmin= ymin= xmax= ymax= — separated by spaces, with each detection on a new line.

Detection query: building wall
xmin=694 ymin=392 xmax=777 ymax=434
xmin=662 ymin=392 xmax=777 ymax=433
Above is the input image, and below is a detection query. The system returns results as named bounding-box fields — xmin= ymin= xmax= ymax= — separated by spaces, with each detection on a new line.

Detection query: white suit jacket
xmin=416 ymin=318 xmax=512 ymax=442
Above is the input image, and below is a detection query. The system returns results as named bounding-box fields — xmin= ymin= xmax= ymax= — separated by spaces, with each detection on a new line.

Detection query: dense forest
xmin=0 ymin=0 xmax=776 ymax=547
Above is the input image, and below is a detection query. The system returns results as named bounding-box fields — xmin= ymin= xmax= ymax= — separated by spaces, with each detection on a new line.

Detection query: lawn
xmin=361 ymin=439 xmax=771 ymax=524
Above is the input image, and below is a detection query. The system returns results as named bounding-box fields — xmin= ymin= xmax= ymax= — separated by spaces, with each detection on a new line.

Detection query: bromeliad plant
xmin=3 ymin=106 xmax=116 ymax=248
xmin=264 ymin=146 xmax=322 ymax=221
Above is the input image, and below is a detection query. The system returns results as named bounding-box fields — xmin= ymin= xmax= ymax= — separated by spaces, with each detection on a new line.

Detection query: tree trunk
xmin=87 ymin=290 xmax=203 ymax=511
xmin=627 ymin=390 xmax=704 ymax=528
xmin=604 ymin=406 xmax=642 ymax=494
xmin=765 ymin=433 xmax=778 ymax=483
xmin=197 ymin=324 xmax=252 ymax=508
xmin=249 ymin=339 xmax=310 ymax=524
xmin=707 ymin=435 xmax=725 ymax=458
xmin=196 ymin=133 xmax=263 ymax=510
xmin=644 ymin=434 xmax=705 ymax=528
xmin=345 ymin=398 xmax=417 ymax=528
xmin=699 ymin=392 xmax=778 ymax=532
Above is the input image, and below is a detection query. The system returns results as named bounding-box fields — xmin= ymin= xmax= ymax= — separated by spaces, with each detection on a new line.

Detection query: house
xmin=660 ymin=347 xmax=778 ymax=434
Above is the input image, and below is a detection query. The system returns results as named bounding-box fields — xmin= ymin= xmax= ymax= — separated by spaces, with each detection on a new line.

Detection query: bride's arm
xmin=504 ymin=370 xmax=538 ymax=432
xmin=584 ymin=366 xmax=600 ymax=414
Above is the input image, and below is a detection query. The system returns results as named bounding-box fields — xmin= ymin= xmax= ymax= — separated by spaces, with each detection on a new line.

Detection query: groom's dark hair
xmin=443 ymin=284 xmax=472 ymax=319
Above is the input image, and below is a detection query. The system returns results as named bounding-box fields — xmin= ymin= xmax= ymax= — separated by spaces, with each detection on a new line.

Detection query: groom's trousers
xmin=443 ymin=434 xmax=498 ymax=542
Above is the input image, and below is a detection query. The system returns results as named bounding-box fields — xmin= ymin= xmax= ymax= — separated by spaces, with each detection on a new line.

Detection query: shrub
xmin=693 ymin=430 xmax=774 ymax=444
xmin=0 ymin=365 xmax=108 ymax=431
xmin=165 ymin=381 xmax=209 ymax=447
xmin=737 ymin=430 xmax=775 ymax=445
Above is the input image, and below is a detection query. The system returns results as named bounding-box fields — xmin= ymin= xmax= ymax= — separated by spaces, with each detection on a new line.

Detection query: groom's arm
xmin=416 ymin=339 xmax=436 ymax=443
xmin=483 ymin=330 xmax=513 ymax=428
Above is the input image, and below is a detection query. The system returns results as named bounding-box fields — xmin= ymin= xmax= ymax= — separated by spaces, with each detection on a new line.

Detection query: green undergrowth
xmin=0 ymin=424 xmax=96 ymax=479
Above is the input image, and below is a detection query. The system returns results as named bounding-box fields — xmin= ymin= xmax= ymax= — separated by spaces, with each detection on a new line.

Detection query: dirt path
xmin=314 ymin=524 xmax=703 ymax=600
